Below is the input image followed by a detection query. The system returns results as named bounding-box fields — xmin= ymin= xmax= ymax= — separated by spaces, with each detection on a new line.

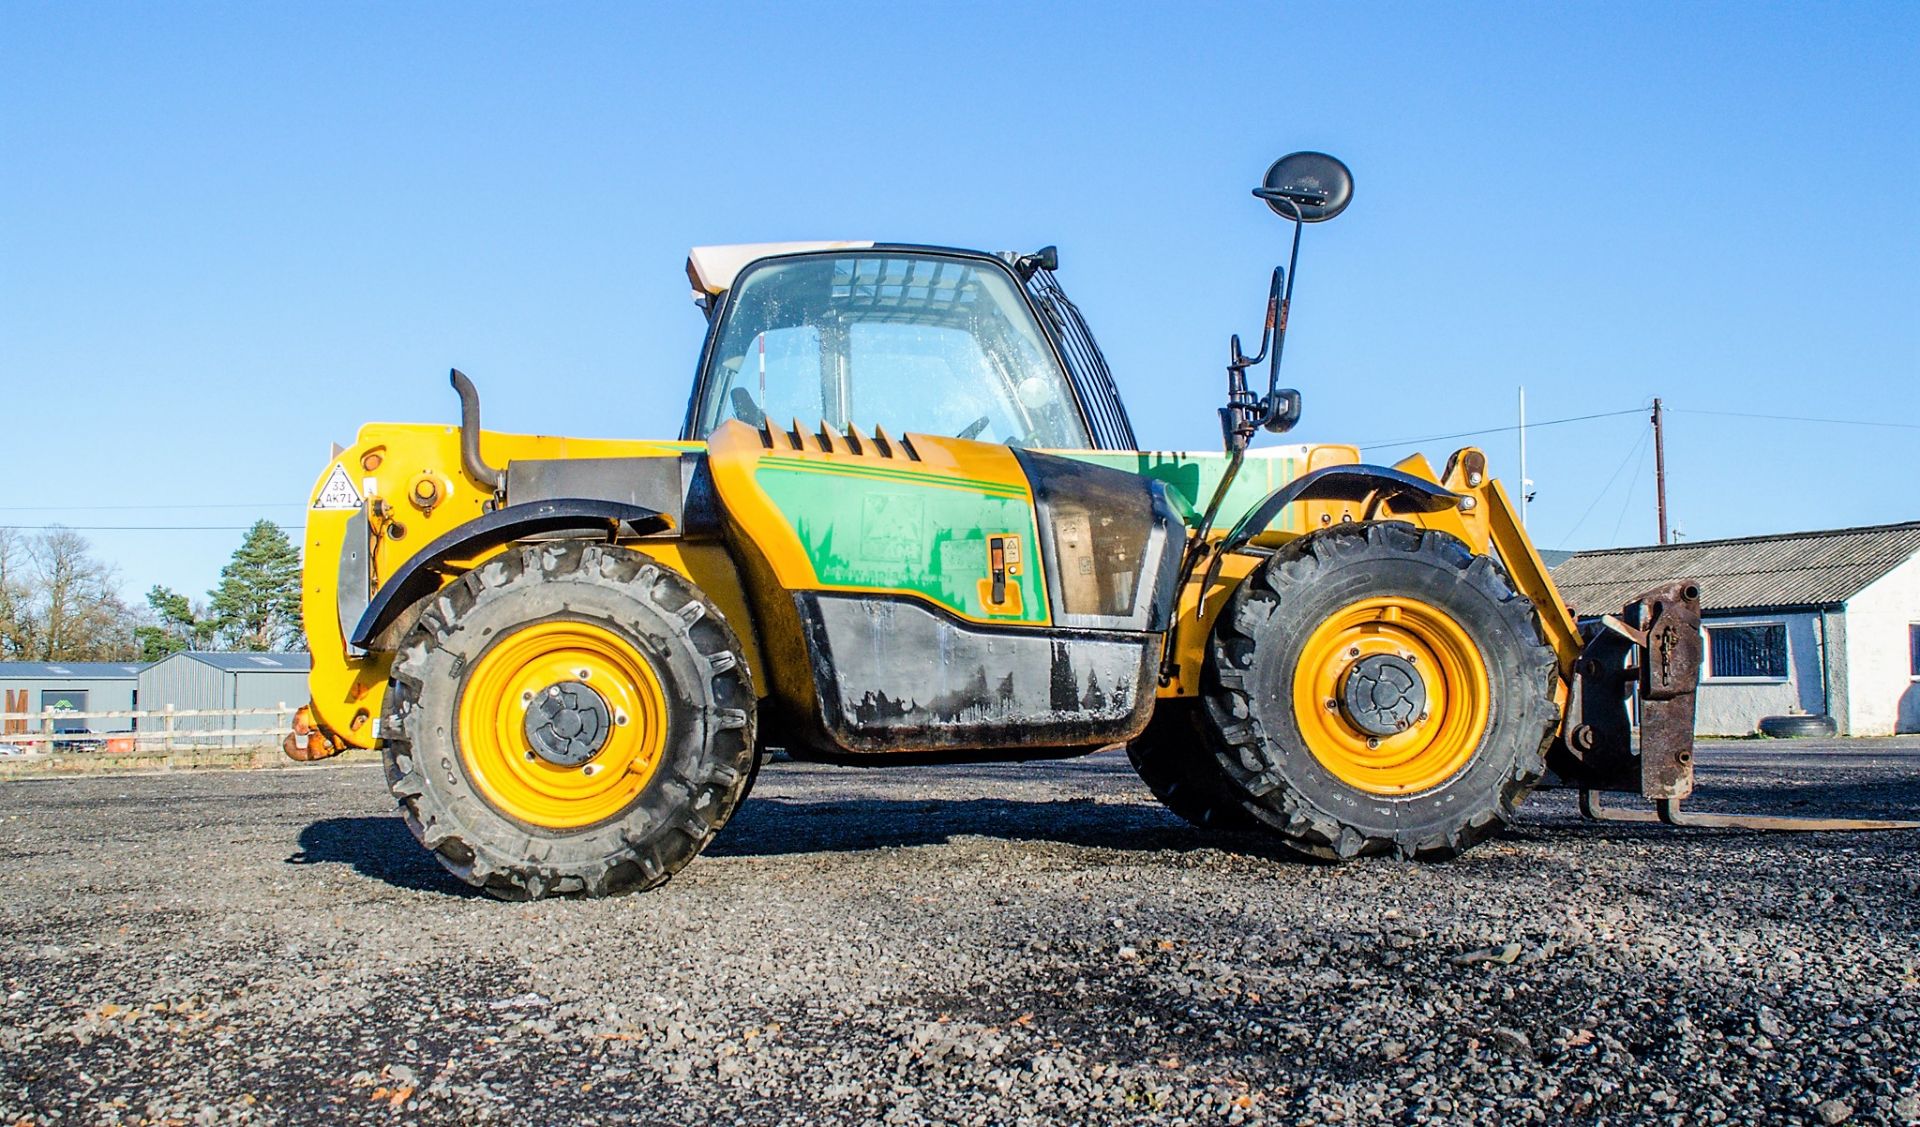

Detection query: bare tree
xmin=3 ymin=528 xmax=138 ymax=661
xmin=0 ymin=528 xmax=34 ymax=660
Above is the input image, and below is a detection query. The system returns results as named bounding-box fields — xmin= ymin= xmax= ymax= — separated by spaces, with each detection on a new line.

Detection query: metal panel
xmin=505 ymin=457 xmax=687 ymax=520
xmin=231 ymin=670 xmax=312 ymax=714
xmin=135 ymin=655 xmax=229 ymax=732
xmin=797 ymin=593 xmax=1158 ymax=754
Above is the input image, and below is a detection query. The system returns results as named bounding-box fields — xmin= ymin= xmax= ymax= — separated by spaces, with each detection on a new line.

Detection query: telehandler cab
xmin=289 ymin=153 xmax=1907 ymax=900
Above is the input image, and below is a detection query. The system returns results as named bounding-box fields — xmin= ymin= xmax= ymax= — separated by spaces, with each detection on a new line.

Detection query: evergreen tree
xmin=209 ymin=521 xmax=303 ymax=651
xmin=135 ymin=584 xmax=213 ymax=660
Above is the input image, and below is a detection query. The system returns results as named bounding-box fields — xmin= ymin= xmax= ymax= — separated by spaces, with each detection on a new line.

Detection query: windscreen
xmin=695 ymin=253 xmax=1093 ymax=448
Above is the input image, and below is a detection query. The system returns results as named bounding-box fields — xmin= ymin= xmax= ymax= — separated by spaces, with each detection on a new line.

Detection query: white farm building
xmin=1553 ymin=522 xmax=1920 ymax=737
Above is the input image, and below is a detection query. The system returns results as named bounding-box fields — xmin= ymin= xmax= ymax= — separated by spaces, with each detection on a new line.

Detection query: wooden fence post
xmin=163 ymin=705 xmax=176 ymax=755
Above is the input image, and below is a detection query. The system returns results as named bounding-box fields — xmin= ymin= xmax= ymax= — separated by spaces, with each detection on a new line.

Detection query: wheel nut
xmin=615 ymin=712 xmax=628 ymax=726
xmin=521 ymin=690 xmax=534 ymax=703
xmin=524 ymin=751 xmax=537 ymax=761
xmin=1366 ymin=738 xmax=1380 ymax=750
xmin=582 ymin=764 xmax=599 ymax=776
xmin=1325 ymin=699 xmax=1338 ymax=712
xmin=1348 ymin=647 xmax=1360 ymax=658
xmin=1395 ymin=719 xmax=1409 ymax=731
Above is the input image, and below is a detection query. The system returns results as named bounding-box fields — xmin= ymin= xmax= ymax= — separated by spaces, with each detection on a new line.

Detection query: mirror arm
xmin=1229 ymin=267 xmax=1281 ymax=371
xmin=1217 ymin=203 xmax=1310 ymax=459
xmin=1165 ymin=152 xmax=1349 ymax=682
xmin=1260 ymin=209 xmax=1306 ymax=419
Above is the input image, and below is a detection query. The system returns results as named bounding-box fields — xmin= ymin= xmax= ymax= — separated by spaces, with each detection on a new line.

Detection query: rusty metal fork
xmin=1578 ymin=788 xmax=1920 ymax=832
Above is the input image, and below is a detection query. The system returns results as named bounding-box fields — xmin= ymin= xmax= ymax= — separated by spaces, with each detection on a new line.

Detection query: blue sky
xmin=3 ymin=3 xmax=1916 ymax=604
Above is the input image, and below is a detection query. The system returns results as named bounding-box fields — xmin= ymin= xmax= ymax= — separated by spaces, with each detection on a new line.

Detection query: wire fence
xmin=0 ymin=704 xmax=297 ymax=755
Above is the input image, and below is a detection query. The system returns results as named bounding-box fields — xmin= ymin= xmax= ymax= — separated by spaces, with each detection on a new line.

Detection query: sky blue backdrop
xmin=4 ymin=3 xmax=1916 ymax=603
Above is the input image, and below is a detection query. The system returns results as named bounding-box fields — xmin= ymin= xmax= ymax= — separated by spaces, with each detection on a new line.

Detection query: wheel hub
xmin=1340 ymin=653 xmax=1426 ymax=738
xmin=524 ymin=681 xmax=612 ymax=766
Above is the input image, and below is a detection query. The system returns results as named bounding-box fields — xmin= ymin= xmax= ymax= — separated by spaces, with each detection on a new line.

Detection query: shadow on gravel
xmin=284 ymin=800 xmax=1304 ymax=896
xmin=288 ymin=816 xmax=485 ymax=898
xmin=706 ymin=796 xmax=1308 ymax=861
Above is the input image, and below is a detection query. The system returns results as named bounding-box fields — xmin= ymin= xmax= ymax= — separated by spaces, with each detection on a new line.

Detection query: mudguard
xmin=1199 ymin=464 xmax=1459 ymax=596
xmin=349 ymin=499 xmax=671 ymax=650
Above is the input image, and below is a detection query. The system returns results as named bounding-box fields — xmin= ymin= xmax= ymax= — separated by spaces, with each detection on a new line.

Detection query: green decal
xmin=1060 ymin=450 xmax=1306 ymax=531
xmin=755 ymin=461 xmax=1049 ymax=623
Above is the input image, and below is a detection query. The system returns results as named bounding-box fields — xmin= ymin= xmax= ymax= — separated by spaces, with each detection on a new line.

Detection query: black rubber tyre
xmin=1757 ymin=713 xmax=1838 ymax=738
xmin=381 ymin=541 xmax=756 ymax=899
xmin=1126 ymin=699 xmax=1261 ymax=833
xmin=1198 ymin=522 xmax=1560 ymax=861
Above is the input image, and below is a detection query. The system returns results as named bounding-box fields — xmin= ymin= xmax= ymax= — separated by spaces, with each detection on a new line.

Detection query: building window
xmin=1706 ymin=623 xmax=1788 ymax=680
xmin=1910 ymin=623 xmax=1920 ymax=679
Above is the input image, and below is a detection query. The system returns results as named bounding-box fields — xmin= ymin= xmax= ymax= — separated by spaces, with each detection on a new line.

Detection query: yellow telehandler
xmin=287 ymin=153 xmax=1907 ymax=899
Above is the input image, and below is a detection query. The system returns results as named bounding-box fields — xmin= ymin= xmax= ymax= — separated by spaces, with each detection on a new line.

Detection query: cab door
xmin=705 ymin=419 xmax=1164 ymax=756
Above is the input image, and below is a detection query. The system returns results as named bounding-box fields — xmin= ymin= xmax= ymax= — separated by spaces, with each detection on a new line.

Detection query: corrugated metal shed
xmin=1553 ymin=521 xmax=1920 ymax=614
xmin=0 ymin=662 xmax=147 ymax=735
xmin=135 ymin=652 xmax=311 ymax=731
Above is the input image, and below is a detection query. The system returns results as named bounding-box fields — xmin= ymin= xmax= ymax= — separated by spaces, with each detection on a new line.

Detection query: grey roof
xmin=154 ymin=651 xmax=313 ymax=673
xmin=1535 ymin=549 xmax=1576 ymax=569
xmin=1552 ymin=521 xmax=1920 ymax=614
xmin=0 ymin=661 xmax=148 ymax=679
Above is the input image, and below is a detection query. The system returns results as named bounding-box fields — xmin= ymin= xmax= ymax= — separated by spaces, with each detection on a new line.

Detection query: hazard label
xmin=312 ymin=464 xmax=364 ymax=510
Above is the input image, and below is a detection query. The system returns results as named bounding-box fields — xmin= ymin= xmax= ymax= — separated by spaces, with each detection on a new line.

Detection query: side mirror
xmin=1013 ymin=245 xmax=1059 ymax=280
xmin=1264 ymin=388 xmax=1301 ymax=434
xmin=1253 ymin=152 xmax=1353 ymax=222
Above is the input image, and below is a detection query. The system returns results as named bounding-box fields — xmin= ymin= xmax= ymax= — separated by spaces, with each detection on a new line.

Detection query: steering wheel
xmin=955 ymin=415 xmax=991 ymax=441
xmin=729 ymin=387 xmax=766 ymax=426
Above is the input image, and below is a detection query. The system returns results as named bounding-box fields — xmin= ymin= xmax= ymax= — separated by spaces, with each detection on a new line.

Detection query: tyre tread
xmin=379 ymin=542 xmax=756 ymax=900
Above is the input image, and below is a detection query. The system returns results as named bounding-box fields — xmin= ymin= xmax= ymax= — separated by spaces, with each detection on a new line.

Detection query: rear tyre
xmin=1198 ymin=522 xmax=1559 ymax=861
xmin=1126 ymin=700 xmax=1260 ymax=834
xmin=381 ymin=541 xmax=756 ymax=899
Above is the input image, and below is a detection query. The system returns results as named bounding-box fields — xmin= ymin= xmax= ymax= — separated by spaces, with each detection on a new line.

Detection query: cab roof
xmin=685 ymin=242 xmax=875 ymax=301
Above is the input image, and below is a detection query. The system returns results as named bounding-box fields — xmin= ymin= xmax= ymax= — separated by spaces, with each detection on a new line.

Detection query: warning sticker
xmin=312 ymin=464 xmax=364 ymax=510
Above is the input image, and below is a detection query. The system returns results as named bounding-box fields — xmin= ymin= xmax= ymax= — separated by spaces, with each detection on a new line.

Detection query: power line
xmin=1668 ymin=407 xmax=1920 ymax=431
xmin=1356 ymin=407 xmax=1644 ymax=451
xmin=0 ymin=525 xmax=258 ymax=532
xmin=1607 ymin=427 xmax=1654 ymax=546
xmin=0 ymin=503 xmax=303 ymax=512
xmin=3 ymin=403 xmax=1905 ymax=524
xmin=1556 ymin=425 xmax=1650 ymax=550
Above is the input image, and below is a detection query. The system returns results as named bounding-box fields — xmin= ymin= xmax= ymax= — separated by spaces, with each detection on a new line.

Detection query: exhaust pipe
xmin=449 ymin=368 xmax=504 ymax=492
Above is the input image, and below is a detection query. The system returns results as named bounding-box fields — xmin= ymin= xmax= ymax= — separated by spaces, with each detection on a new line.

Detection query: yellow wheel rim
xmin=456 ymin=620 xmax=669 ymax=830
xmin=1291 ymin=595 xmax=1491 ymax=796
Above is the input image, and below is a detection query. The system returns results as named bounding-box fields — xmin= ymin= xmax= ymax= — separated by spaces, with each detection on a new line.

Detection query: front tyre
xmin=381 ymin=541 xmax=756 ymax=899
xmin=1201 ymin=522 xmax=1559 ymax=861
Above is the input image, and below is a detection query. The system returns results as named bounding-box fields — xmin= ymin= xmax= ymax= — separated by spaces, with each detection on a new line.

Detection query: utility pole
xmin=1652 ymin=397 xmax=1669 ymax=545
xmin=1517 ymin=386 xmax=1528 ymax=527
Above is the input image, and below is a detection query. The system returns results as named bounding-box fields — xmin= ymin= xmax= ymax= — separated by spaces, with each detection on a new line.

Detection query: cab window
xmin=695 ymin=253 xmax=1092 ymax=448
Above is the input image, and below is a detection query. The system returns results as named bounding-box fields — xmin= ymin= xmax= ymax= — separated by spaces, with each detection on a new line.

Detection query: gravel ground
xmin=3 ymin=739 xmax=1917 ymax=1126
